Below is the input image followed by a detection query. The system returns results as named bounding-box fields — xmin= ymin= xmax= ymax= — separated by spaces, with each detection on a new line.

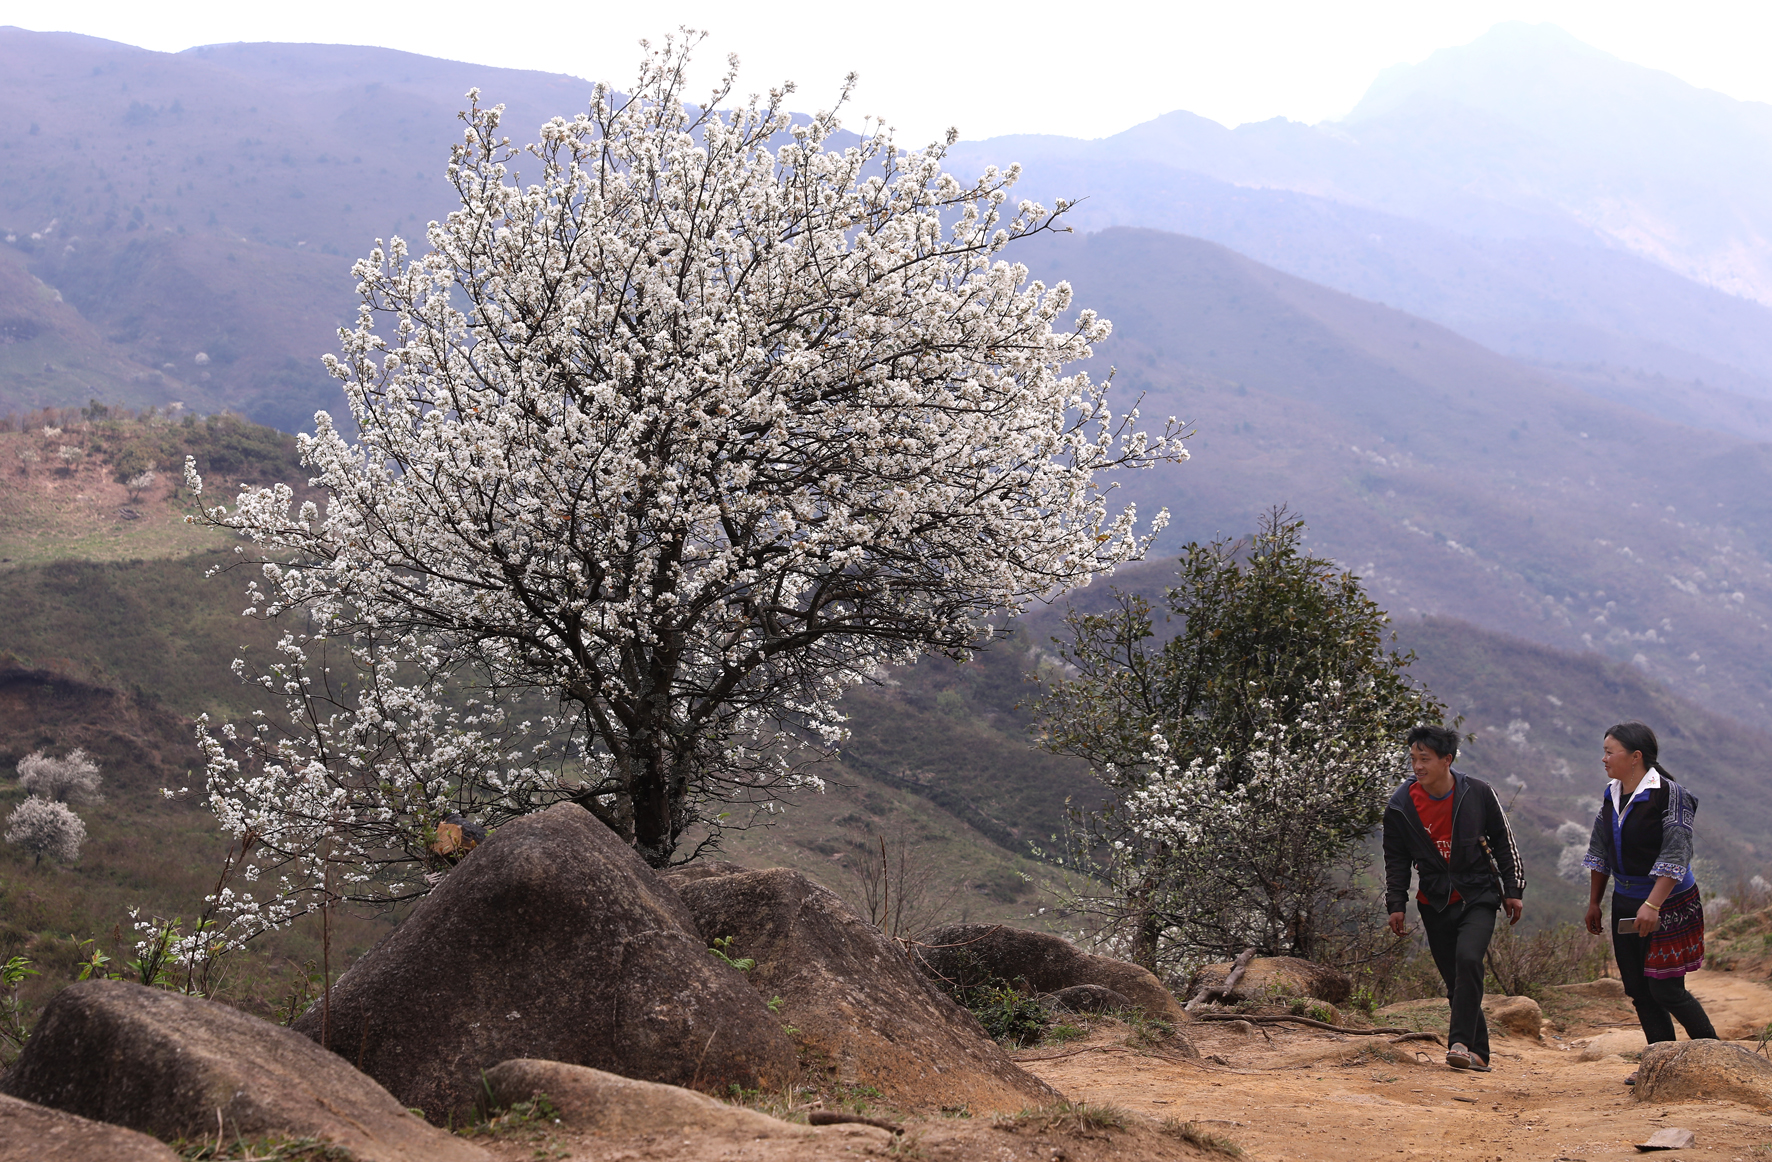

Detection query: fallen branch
xmin=1388 ymin=1031 xmax=1444 ymax=1045
xmin=1013 ymin=1045 xmax=1130 ymax=1063
xmin=1193 ymin=1013 xmax=1415 ymax=1036
xmin=809 ymin=1112 xmax=904 ymax=1134
xmin=1186 ymin=947 xmax=1257 ymax=1013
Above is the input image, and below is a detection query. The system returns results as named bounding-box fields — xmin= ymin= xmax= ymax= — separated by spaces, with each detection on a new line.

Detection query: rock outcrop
xmin=0 ymin=981 xmax=485 ymax=1162
xmin=483 ymin=1059 xmax=813 ymax=1139
xmin=1635 ymin=1040 xmax=1772 ymax=1108
xmin=916 ymin=924 xmax=1187 ymax=1027
xmin=673 ymin=867 xmax=1062 ymax=1111
xmin=0 ymin=1093 xmax=180 ymax=1162
xmin=1187 ymin=956 xmax=1353 ymax=1005
xmin=290 ymin=803 xmax=798 ymax=1122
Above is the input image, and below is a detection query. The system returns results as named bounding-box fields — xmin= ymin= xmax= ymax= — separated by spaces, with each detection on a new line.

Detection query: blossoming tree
xmin=1034 ymin=510 xmax=1444 ymax=968
xmin=187 ymin=34 xmax=1184 ymax=941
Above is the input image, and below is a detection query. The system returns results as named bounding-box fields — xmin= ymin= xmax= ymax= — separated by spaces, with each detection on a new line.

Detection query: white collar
xmin=1608 ymin=767 xmax=1661 ymax=814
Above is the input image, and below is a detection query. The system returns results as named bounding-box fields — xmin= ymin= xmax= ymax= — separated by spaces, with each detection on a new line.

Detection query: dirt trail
xmin=471 ymin=971 xmax=1772 ymax=1161
xmin=1017 ymin=970 xmax=1772 ymax=1161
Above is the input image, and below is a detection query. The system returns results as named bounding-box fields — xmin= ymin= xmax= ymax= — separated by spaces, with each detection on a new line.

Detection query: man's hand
xmin=1388 ymin=911 xmax=1408 ymax=937
xmin=1503 ymin=898 xmax=1524 ymax=926
xmin=1635 ymin=902 xmax=1662 ymax=938
xmin=1585 ymin=902 xmax=1604 ymax=936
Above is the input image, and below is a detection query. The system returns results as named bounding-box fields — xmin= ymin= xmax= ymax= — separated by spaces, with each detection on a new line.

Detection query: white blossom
xmin=186 ymin=34 xmax=1184 ymax=945
xmin=16 ymin=749 xmax=103 ymax=804
xmin=5 ymin=797 xmax=86 ymax=865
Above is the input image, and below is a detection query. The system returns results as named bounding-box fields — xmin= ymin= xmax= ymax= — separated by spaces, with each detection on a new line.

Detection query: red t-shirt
xmin=1410 ymin=780 xmax=1460 ymax=905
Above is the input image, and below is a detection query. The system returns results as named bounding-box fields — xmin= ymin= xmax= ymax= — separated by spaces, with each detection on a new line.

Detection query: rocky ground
xmin=456 ymin=971 xmax=1772 ymax=1162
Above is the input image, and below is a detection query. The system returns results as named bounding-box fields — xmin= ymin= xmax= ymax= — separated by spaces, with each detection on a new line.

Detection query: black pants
xmin=1612 ymin=895 xmax=1716 ymax=1044
xmin=1418 ymin=896 xmax=1496 ymax=1063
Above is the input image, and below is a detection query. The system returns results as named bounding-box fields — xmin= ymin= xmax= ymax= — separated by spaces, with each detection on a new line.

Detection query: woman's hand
xmin=1635 ymin=903 xmax=1661 ymax=938
xmin=1585 ymin=901 xmax=1604 ymax=935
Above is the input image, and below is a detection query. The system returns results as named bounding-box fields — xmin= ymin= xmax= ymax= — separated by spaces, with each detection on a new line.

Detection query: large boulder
xmin=0 ymin=1093 xmax=180 ymax=1162
xmin=1635 ymin=1040 xmax=1772 ymax=1108
xmin=290 ymin=803 xmax=797 ymax=1122
xmin=671 ymin=867 xmax=1062 ymax=1111
xmin=0 ymin=980 xmax=484 ymax=1162
xmin=916 ymin=924 xmax=1187 ymax=1027
xmin=1187 ymin=956 xmax=1353 ymax=1005
xmin=484 ymin=1059 xmax=813 ymax=1139
xmin=1485 ymin=995 xmax=1545 ymax=1039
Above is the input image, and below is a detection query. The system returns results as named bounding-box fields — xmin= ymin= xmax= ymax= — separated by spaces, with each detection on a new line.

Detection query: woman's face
xmin=1602 ymin=735 xmax=1646 ymax=781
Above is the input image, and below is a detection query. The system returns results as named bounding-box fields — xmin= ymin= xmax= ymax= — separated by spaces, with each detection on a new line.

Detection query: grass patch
xmin=174 ymin=1133 xmax=356 ymax=1161
xmin=1109 ymin=1006 xmax=1177 ymax=1049
xmin=1345 ymin=1040 xmax=1403 ymax=1065
xmin=1001 ymin=1100 xmax=1127 ymax=1134
xmin=1163 ymin=1119 xmax=1243 ymax=1157
xmin=1044 ymin=1020 xmax=1087 ymax=1045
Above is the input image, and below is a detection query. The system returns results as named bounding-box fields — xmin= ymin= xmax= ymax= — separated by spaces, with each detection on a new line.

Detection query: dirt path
xmin=471 ymin=971 xmax=1772 ymax=1161
xmin=1017 ymin=970 xmax=1772 ymax=1161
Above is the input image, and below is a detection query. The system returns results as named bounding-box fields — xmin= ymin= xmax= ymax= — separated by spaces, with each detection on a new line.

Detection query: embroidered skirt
xmin=1644 ymin=883 xmax=1705 ymax=979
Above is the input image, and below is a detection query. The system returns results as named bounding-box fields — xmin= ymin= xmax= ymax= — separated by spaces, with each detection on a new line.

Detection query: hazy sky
xmin=8 ymin=1 xmax=1772 ymax=141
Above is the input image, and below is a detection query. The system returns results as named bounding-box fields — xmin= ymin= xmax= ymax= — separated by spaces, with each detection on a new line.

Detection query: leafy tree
xmin=1034 ymin=509 xmax=1444 ymax=969
xmin=186 ymin=35 xmax=1183 ymax=946
xmin=4 ymin=797 xmax=86 ymax=866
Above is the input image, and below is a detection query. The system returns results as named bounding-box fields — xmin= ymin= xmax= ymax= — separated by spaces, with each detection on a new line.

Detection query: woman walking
xmin=1582 ymin=721 xmax=1716 ymax=1082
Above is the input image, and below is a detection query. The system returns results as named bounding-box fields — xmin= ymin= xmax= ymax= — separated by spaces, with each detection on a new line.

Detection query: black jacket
xmin=1382 ymin=769 xmax=1527 ymax=913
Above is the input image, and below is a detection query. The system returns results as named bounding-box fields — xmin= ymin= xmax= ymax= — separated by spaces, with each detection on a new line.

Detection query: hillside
xmin=1007 ymin=227 xmax=1772 ymax=732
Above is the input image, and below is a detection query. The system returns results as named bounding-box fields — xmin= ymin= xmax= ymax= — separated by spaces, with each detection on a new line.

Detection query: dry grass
xmin=1163 ymin=1119 xmax=1243 ymax=1157
xmin=1000 ymin=1100 xmax=1128 ymax=1135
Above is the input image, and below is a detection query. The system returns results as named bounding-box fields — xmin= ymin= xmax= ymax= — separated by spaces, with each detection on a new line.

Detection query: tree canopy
xmin=1035 ymin=509 xmax=1445 ymax=966
xmin=188 ymin=35 xmax=1184 ymax=946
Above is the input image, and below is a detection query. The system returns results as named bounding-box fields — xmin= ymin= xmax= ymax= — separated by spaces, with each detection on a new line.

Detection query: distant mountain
xmin=946 ymin=23 xmax=1772 ymax=426
xmin=1012 ymin=227 xmax=1772 ymax=728
xmin=5 ymin=26 xmax=1772 ymax=737
xmin=0 ymin=29 xmax=604 ymax=425
xmin=7 ymin=24 xmax=1772 ymax=437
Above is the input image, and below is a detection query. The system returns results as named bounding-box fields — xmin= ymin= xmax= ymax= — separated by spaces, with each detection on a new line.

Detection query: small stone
xmin=1636 ymin=1126 xmax=1696 ymax=1150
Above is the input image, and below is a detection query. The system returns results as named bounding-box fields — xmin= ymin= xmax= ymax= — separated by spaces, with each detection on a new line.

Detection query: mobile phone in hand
xmin=1619 ymin=916 xmax=1659 ymax=934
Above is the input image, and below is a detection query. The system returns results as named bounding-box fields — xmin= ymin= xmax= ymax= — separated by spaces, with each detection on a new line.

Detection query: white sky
xmin=7 ymin=1 xmax=1772 ymax=142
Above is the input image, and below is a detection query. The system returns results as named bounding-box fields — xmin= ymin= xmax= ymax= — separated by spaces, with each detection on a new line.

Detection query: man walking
xmin=1383 ymin=725 xmax=1526 ymax=1072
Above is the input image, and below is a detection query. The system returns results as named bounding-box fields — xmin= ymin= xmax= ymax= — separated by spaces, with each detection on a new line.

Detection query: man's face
xmin=1410 ymin=743 xmax=1453 ymax=782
